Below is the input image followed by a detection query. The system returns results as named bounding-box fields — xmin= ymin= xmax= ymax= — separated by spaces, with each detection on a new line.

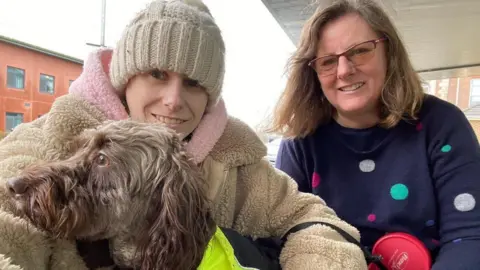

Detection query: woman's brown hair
xmin=268 ymin=0 xmax=425 ymax=138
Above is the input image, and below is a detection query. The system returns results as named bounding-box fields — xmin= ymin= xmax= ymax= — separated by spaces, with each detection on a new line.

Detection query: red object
xmin=368 ymin=232 xmax=431 ymax=270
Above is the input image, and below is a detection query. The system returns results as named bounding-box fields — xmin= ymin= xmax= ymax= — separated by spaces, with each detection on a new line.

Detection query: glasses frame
xmin=308 ymin=37 xmax=387 ymax=75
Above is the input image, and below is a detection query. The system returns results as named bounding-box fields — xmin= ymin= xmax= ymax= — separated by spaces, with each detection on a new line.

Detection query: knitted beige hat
xmin=109 ymin=0 xmax=225 ymax=107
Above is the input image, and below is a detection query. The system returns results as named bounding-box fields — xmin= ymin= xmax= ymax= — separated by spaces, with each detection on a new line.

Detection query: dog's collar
xmin=76 ymin=226 xmax=249 ymax=269
xmin=198 ymin=226 xmax=249 ymax=270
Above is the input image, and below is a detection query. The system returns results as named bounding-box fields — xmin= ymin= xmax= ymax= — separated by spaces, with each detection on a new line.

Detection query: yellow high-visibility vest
xmin=197 ymin=227 xmax=259 ymax=270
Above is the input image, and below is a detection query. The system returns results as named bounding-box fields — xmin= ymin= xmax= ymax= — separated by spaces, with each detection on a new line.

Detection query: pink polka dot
xmin=416 ymin=122 xmax=423 ymax=131
xmin=367 ymin=214 xmax=376 ymax=222
xmin=312 ymin=172 xmax=321 ymax=188
xmin=431 ymin=239 xmax=440 ymax=245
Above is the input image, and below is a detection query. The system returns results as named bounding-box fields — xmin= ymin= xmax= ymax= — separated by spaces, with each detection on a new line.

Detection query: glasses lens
xmin=314 ymin=56 xmax=338 ymax=75
xmin=347 ymin=42 xmax=376 ymax=66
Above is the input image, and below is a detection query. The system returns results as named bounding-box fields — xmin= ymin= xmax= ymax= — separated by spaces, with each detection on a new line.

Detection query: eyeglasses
xmin=308 ymin=37 xmax=387 ymax=76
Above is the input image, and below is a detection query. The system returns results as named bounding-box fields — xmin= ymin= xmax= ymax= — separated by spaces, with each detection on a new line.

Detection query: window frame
xmin=469 ymin=79 xmax=480 ymax=107
xmin=5 ymin=112 xmax=24 ymax=131
xmin=6 ymin=66 xmax=25 ymax=90
xmin=39 ymin=73 xmax=55 ymax=95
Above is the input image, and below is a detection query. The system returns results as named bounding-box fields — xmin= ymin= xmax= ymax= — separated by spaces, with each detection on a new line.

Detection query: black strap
xmin=76 ymin=239 xmax=134 ymax=270
xmin=221 ymin=228 xmax=282 ymax=270
xmin=76 ymin=239 xmax=116 ymax=269
xmin=113 ymin=266 xmax=134 ymax=270
xmin=282 ymin=221 xmax=387 ymax=270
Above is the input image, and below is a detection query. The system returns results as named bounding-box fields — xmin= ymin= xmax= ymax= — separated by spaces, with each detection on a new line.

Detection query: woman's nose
xmin=6 ymin=177 xmax=29 ymax=195
xmin=163 ymin=83 xmax=184 ymax=111
xmin=336 ymin=56 xmax=356 ymax=79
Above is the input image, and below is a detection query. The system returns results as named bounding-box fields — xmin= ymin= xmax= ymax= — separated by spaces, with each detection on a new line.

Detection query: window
xmin=7 ymin=66 xmax=25 ymax=89
xmin=5 ymin=112 xmax=23 ymax=131
xmin=470 ymin=79 xmax=480 ymax=107
xmin=422 ymin=80 xmax=436 ymax=95
xmin=39 ymin=74 xmax=55 ymax=94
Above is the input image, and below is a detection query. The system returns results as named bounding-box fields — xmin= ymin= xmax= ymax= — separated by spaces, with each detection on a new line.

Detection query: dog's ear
xmin=68 ymin=127 xmax=99 ymax=154
xmin=136 ymin=151 xmax=215 ymax=270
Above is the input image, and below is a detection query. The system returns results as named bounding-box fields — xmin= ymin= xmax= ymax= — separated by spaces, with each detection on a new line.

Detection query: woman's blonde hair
xmin=269 ymin=0 xmax=425 ymax=138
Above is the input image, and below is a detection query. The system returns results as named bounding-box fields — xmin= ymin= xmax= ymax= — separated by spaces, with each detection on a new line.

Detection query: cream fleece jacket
xmin=0 ymin=48 xmax=367 ymax=270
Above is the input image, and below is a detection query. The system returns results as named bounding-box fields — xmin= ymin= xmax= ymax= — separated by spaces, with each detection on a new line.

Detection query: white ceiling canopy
xmin=260 ymin=0 xmax=480 ymax=80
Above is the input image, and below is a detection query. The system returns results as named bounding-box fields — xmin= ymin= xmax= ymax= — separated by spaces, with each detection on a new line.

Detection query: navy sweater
xmin=276 ymin=95 xmax=480 ymax=270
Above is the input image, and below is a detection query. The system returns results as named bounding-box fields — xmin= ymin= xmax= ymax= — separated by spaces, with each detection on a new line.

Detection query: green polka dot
xmin=441 ymin=144 xmax=452 ymax=153
xmin=390 ymin=184 xmax=409 ymax=200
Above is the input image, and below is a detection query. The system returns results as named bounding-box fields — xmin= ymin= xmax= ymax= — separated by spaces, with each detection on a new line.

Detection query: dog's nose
xmin=6 ymin=177 xmax=29 ymax=195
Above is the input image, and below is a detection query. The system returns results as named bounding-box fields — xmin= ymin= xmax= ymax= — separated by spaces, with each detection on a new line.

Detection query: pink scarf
xmin=69 ymin=48 xmax=228 ymax=164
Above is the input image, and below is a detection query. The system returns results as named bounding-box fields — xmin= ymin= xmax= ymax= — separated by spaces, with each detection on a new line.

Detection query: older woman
xmin=0 ymin=0 xmax=367 ymax=269
xmin=271 ymin=0 xmax=480 ymax=269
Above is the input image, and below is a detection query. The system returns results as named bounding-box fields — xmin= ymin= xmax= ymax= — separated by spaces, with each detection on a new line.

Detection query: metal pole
xmin=100 ymin=0 xmax=106 ymax=47
xmin=85 ymin=0 xmax=107 ymax=48
xmin=417 ymin=63 xmax=480 ymax=73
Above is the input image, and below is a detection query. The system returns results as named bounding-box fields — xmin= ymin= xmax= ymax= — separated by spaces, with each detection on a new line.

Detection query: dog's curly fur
xmin=7 ymin=120 xmax=216 ymax=270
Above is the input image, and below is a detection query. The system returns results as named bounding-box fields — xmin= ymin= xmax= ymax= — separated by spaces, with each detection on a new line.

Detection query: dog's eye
xmin=95 ymin=154 xmax=110 ymax=167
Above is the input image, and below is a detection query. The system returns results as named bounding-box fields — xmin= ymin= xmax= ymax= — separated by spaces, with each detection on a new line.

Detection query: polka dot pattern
xmin=454 ymin=193 xmax=476 ymax=212
xmin=425 ymin=220 xmax=435 ymax=227
xmin=431 ymin=239 xmax=440 ymax=245
xmin=390 ymin=184 xmax=409 ymax=200
xmin=441 ymin=144 xmax=452 ymax=153
xmin=367 ymin=214 xmax=376 ymax=222
xmin=312 ymin=172 xmax=321 ymax=188
xmin=416 ymin=122 xmax=423 ymax=131
xmin=359 ymin=159 xmax=375 ymax=172
xmin=453 ymin=238 xmax=462 ymax=243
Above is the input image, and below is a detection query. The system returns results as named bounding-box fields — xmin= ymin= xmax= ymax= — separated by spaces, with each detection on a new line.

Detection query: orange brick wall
xmin=446 ymin=78 xmax=458 ymax=104
xmin=427 ymin=77 xmax=480 ymax=140
xmin=0 ymin=41 xmax=82 ymax=132
xmin=458 ymin=77 xmax=478 ymax=110
xmin=469 ymin=120 xmax=480 ymax=140
xmin=428 ymin=76 xmax=480 ymax=111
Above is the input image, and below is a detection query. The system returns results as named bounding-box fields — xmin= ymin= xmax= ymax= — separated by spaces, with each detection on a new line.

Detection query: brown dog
xmin=6 ymin=120 xmax=216 ymax=270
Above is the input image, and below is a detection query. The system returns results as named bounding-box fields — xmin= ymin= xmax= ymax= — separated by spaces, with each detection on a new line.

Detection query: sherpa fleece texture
xmin=0 ymin=48 xmax=368 ymax=270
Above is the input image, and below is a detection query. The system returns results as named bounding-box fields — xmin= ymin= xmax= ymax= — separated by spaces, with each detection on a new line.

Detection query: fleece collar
xmin=69 ymin=48 xmax=227 ymax=164
xmin=208 ymin=117 xmax=267 ymax=168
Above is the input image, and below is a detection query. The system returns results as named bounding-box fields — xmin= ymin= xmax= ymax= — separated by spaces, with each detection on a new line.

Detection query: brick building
xmin=424 ymin=76 xmax=480 ymax=138
xmin=0 ymin=35 xmax=83 ymax=132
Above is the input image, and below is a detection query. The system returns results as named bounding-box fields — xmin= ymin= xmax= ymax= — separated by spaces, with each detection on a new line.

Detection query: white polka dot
xmin=359 ymin=159 xmax=375 ymax=172
xmin=454 ymin=193 xmax=476 ymax=212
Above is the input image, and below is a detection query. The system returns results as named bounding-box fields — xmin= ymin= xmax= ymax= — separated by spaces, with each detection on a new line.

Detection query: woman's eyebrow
xmin=318 ymin=39 xmax=371 ymax=57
